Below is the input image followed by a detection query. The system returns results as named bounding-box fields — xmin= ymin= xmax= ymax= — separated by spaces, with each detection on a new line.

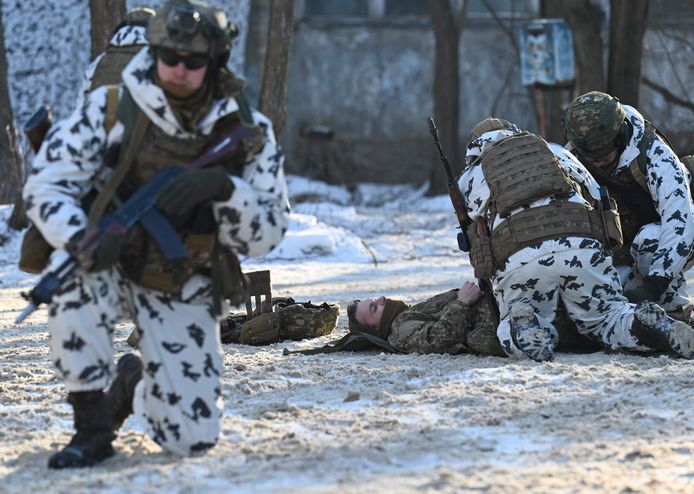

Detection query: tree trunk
xmin=428 ymin=0 xmax=461 ymax=195
xmin=563 ymin=0 xmax=606 ymax=96
xmin=0 ymin=2 xmax=19 ymax=205
xmin=258 ymin=0 xmax=296 ymax=140
xmin=89 ymin=0 xmax=126 ymax=59
xmin=608 ymin=0 xmax=648 ymax=105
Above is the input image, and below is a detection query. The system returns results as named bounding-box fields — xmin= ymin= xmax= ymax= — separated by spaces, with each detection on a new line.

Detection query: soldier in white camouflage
xmin=563 ymin=91 xmax=694 ymax=312
xmin=24 ymin=0 xmax=289 ymax=469
xmin=456 ymin=117 xmax=694 ymax=362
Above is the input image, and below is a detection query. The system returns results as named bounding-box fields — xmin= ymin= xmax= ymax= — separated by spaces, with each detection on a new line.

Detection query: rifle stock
xmin=15 ymin=123 xmax=257 ymax=324
xmin=426 ymin=117 xmax=497 ymax=310
xmin=24 ymin=106 xmax=53 ymax=153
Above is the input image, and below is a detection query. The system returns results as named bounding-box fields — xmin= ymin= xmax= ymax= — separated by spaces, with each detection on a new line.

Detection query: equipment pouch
xmin=602 ymin=198 xmax=623 ymax=251
xmin=467 ymin=221 xmax=496 ymax=279
xmin=18 ymin=225 xmax=54 ymax=274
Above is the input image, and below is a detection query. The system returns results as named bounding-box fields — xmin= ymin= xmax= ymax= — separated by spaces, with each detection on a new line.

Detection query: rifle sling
xmin=87 ymin=90 xmax=149 ymax=229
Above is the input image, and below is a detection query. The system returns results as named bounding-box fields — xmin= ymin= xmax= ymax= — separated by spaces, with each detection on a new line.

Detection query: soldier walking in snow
xmin=23 ymin=0 xmax=289 ymax=468
xmin=563 ymin=91 xmax=694 ymax=312
xmin=457 ymin=117 xmax=694 ymax=362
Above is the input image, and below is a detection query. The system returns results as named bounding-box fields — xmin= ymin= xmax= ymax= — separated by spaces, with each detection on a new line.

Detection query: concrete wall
xmin=245 ymin=9 xmax=694 ymax=185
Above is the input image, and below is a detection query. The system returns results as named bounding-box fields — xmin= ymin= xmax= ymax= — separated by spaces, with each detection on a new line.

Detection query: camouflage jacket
xmin=24 ymin=48 xmax=290 ymax=264
xmin=387 ymin=290 xmax=504 ymax=356
xmin=567 ymin=105 xmax=694 ymax=278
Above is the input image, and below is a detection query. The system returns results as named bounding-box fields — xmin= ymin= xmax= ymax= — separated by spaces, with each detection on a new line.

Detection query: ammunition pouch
xmin=467 ymin=221 xmax=496 ymax=279
xmin=490 ymin=203 xmax=607 ymax=263
xmin=239 ymin=312 xmax=282 ymax=345
xmin=601 ymin=197 xmax=623 ymax=251
xmin=18 ymin=225 xmax=54 ymax=274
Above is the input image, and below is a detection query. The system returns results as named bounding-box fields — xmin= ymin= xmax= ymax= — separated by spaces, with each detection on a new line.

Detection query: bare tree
xmin=258 ymin=0 xmax=296 ymax=139
xmin=427 ymin=0 xmax=466 ymax=195
xmin=0 ymin=1 xmax=19 ymax=205
xmin=90 ymin=0 xmax=126 ymax=59
xmin=608 ymin=0 xmax=648 ymax=105
xmin=561 ymin=0 xmax=606 ymax=95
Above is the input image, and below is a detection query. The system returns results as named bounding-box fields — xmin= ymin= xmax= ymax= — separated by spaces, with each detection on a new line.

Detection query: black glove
xmin=157 ymin=166 xmax=234 ymax=217
xmin=66 ymin=230 xmax=125 ymax=272
xmin=624 ymin=275 xmax=671 ymax=304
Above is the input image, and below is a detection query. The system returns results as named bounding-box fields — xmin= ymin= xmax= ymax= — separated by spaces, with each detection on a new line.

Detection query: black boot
xmin=632 ymin=301 xmax=694 ymax=358
xmin=48 ymin=391 xmax=116 ymax=469
xmin=106 ymin=353 xmax=143 ymax=430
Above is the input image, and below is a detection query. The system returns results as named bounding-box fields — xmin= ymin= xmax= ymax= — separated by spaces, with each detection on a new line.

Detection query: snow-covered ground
xmin=0 ymin=176 xmax=692 ymax=494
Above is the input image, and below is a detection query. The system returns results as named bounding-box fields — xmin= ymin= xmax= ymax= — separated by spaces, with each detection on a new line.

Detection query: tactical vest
xmin=91 ymin=86 xmax=260 ymax=311
xmin=468 ymin=133 xmax=621 ymax=278
xmin=581 ymin=122 xmax=666 ymax=266
xmin=89 ymin=44 xmax=145 ymax=91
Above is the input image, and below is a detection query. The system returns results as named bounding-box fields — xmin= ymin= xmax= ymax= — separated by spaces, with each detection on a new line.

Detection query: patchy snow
xmin=1 ymin=177 xmax=693 ymax=493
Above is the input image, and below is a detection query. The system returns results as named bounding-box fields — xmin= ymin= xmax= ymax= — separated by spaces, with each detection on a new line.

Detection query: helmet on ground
xmin=467 ymin=117 xmax=519 ymax=149
xmin=563 ymin=91 xmax=626 ymax=158
xmin=147 ymin=0 xmax=237 ymax=61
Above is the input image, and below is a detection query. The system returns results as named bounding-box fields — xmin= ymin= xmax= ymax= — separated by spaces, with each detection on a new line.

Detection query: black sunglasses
xmin=157 ymin=47 xmax=209 ymax=70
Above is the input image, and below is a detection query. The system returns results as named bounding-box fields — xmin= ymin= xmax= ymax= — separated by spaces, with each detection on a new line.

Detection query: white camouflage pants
xmin=48 ymin=260 xmax=223 ymax=456
xmin=494 ymin=247 xmax=646 ymax=358
xmin=619 ymin=223 xmax=693 ymax=311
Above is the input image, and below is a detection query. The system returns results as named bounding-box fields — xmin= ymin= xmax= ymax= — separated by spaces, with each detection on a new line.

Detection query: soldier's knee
xmin=158 ymin=423 xmax=220 ymax=457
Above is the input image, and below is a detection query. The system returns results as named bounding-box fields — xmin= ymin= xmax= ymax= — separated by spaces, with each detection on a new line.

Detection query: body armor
xmin=118 ymin=111 xmax=248 ymax=296
xmin=467 ymin=133 xmax=618 ymax=277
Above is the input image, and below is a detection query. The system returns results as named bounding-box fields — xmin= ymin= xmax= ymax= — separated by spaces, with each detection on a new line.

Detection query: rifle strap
xmin=87 ymin=86 xmax=149 ymax=229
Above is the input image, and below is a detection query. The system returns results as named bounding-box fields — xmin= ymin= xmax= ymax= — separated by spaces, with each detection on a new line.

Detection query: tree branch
xmin=641 ymin=76 xmax=694 ymax=113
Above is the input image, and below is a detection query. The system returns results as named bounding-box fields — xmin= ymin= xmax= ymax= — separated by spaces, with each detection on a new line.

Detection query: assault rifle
xmin=426 ymin=117 xmax=496 ymax=301
xmin=15 ymin=124 xmax=259 ymax=324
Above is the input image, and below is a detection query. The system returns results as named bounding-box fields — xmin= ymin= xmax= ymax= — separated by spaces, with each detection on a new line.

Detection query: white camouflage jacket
xmin=567 ymin=105 xmax=694 ymax=279
xmin=458 ymin=129 xmax=605 ymax=278
xmin=24 ymin=47 xmax=290 ymax=260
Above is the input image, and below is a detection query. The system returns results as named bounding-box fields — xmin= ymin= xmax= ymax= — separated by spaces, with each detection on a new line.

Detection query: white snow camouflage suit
xmin=23 ymin=47 xmax=290 ymax=455
xmin=567 ymin=104 xmax=694 ymax=310
xmin=459 ymin=129 xmax=652 ymax=359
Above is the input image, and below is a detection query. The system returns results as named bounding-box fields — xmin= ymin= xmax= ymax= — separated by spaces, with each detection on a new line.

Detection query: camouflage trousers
xmin=619 ymin=223 xmax=694 ymax=311
xmin=48 ymin=261 xmax=223 ymax=456
xmin=494 ymin=247 xmax=646 ymax=359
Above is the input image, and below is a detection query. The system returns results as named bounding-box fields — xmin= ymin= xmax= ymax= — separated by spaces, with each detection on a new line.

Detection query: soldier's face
xmin=156 ymin=50 xmax=208 ymax=97
xmin=579 ymin=147 xmax=619 ymax=170
xmin=355 ymin=296 xmax=386 ymax=329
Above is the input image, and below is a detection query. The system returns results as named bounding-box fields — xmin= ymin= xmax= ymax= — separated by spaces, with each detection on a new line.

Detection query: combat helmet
xmin=467 ymin=117 xmax=519 ymax=149
xmin=563 ymin=91 xmax=626 ymax=158
xmin=147 ymin=0 xmax=238 ymax=63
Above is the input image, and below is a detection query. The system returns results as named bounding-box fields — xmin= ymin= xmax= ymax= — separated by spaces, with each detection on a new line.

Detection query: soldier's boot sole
xmin=509 ymin=308 xmax=558 ymax=362
xmin=634 ymin=302 xmax=694 ymax=358
xmin=48 ymin=430 xmax=115 ymax=469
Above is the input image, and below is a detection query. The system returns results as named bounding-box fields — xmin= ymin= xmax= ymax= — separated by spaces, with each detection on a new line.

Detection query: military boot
xmin=106 ymin=353 xmax=143 ymax=430
xmin=632 ymin=301 xmax=694 ymax=358
xmin=48 ymin=390 xmax=116 ymax=469
xmin=509 ymin=307 xmax=558 ymax=362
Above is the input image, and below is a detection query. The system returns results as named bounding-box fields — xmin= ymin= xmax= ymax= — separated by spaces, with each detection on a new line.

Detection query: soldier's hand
xmin=457 ymin=281 xmax=482 ymax=305
xmin=157 ymin=165 xmax=234 ymax=217
xmin=624 ymin=275 xmax=671 ymax=304
xmin=66 ymin=229 xmax=125 ymax=272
